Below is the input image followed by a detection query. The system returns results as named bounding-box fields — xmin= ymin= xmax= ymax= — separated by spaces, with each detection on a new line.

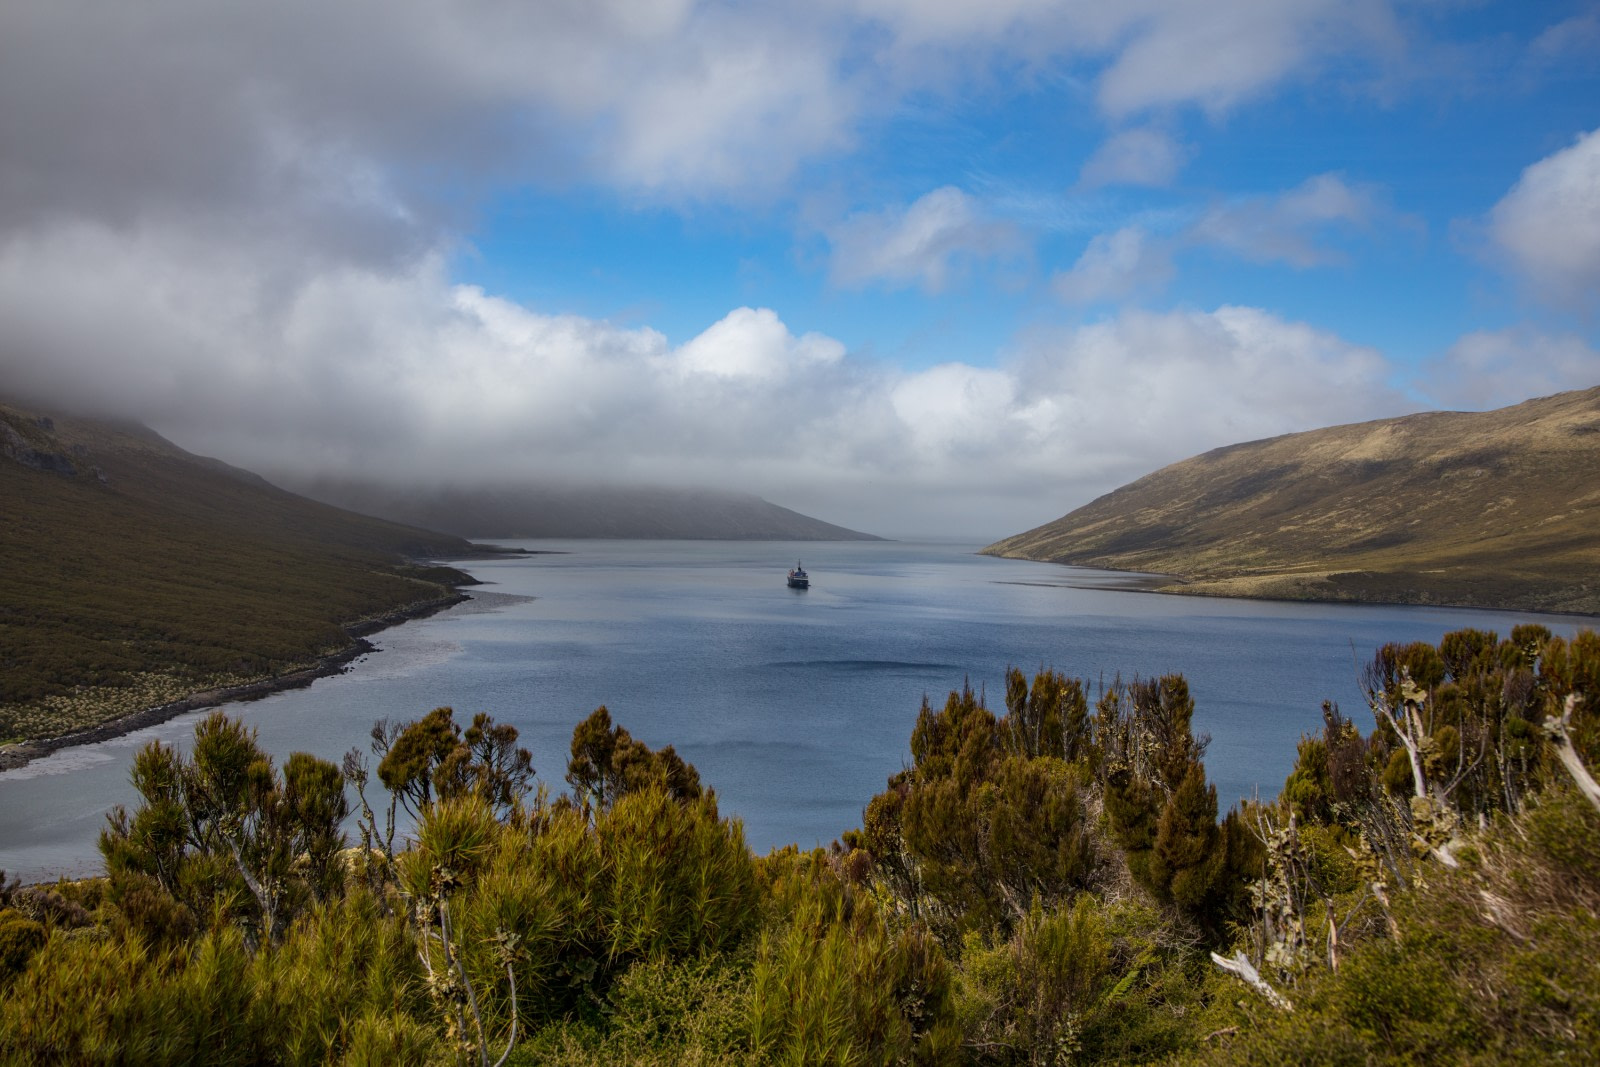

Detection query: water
xmin=2 ymin=540 xmax=1591 ymax=882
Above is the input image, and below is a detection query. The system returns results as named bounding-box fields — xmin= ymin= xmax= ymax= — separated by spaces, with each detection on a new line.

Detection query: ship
xmin=786 ymin=562 xmax=809 ymax=589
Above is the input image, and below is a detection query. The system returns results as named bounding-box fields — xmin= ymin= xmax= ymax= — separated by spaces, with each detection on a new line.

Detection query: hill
xmin=0 ymin=398 xmax=485 ymax=754
xmin=984 ymin=386 xmax=1600 ymax=614
xmin=290 ymin=480 xmax=882 ymax=541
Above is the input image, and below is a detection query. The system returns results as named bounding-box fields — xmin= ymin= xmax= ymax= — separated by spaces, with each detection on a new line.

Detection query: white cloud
xmin=889 ymin=363 xmax=1019 ymax=459
xmin=0 ymin=215 xmax=1411 ymax=536
xmin=1008 ymin=306 xmax=1401 ymax=473
xmin=1191 ymin=173 xmax=1391 ymax=267
xmin=1487 ymin=127 xmax=1600 ymax=308
xmin=0 ymin=1 xmax=1537 ymax=540
xmin=841 ymin=0 xmax=1401 ymax=120
xmin=1529 ymin=11 xmax=1600 ymax=63
xmin=1055 ymin=173 xmax=1396 ymax=304
xmin=1054 ymin=226 xmax=1176 ymax=304
xmin=674 ymin=307 xmax=845 ymax=380
xmin=1422 ymin=328 xmax=1600 ymax=410
xmin=0 ymin=0 xmax=1413 ymax=244
xmin=826 ymin=187 xmax=1023 ymax=292
xmin=1079 ymin=128 xmax=1190 ymax=188
xmin=600 ymin=15 xmax=857 ymax=193
xmin=0 ymin=0 xmax=860 ymax=237
xmin=1092 ymin=0 xmax=1402 ymax=118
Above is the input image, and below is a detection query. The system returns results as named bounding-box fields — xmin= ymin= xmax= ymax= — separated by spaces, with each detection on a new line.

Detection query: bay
xmin=2 ymin=539 xmax=1591 ymax=883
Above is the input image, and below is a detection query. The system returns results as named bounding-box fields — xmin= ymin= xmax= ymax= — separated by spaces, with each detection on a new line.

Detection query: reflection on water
xmin=2 ymin=540 xmax=1590 ymax=882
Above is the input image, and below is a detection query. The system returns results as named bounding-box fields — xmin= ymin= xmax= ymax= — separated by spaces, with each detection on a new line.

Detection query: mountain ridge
xmin=290 ymin=480 xmax=883 ymax=541
xmin=983 ymin=386 xmax=1600 ymax=615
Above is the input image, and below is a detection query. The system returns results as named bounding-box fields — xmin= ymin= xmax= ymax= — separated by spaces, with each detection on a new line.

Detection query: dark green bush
xmin=0 ymin=909 xmax=46 ymax=983
xmin=99 ymin=712 xmax=349 ymax=947
xmin=444 ymin=783 xmax=761 ymax=1036
xmin=566 ymin=705 xmax=702 ymax=814
xmin=868 ymin=677 xmax=1106 ymax=934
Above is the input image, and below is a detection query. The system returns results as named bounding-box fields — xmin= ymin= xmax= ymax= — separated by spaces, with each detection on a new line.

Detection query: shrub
xmin=750 ymin=850 xmax=960 ymax=1065
xmin=598 ymin=787 xmax=759 ymax=963
xmin=1189 ymin=786 xmax=1600 ymax=1066
xmin=99 ymin=712 xmax=349 ymax=947
xmin=566 ymin=705 xmax=702 ymax=814
xmin=0 ymin=909 xmax=46 ymax=983
xmin=0 ymin=889 xmax=433 ymax=1066
xmin=868 ymin=678 xmax=1106 ymax=935
xmin=376 ymin=707 xmax=534 ymax=821
xmin=447 ymin=785 xmax=761 ymax=1037
xmin=511 ymin=955 xmax=753 ymax=1066
xmin=338 ymin=1010 xmax=443 ymax=1067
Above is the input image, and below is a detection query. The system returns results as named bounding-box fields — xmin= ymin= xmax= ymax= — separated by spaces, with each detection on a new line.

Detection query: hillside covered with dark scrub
xmin=2 ymin=626 xmax=1597 ymax=1064
xmin=0 ymin=398 xmax=481 ymax=752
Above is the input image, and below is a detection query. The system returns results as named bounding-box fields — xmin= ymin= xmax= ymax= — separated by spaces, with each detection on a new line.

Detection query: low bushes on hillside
xmin=2 ymin=626 xmax=1597 ymax=1064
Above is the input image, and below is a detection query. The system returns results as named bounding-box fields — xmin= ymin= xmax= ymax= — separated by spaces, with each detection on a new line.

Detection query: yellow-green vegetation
xmin=984 ymin=385 xmax=1600 ymax=614
xmin=0 ymin=399 xmax=479 ymax=745
xmin=1 ymin=628 xmax=1597 ymax=1064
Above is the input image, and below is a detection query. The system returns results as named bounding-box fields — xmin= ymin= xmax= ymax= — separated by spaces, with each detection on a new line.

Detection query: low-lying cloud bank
xmin=4 ymin=217 xmax=1427 ymax=537
xmin=7 ymin=220 xmax=1597 ymax=538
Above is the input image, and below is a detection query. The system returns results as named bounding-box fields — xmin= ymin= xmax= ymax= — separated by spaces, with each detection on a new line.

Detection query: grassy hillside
xmin=985 ymin=386 xmax=1600 ymax=614
xmin=0 ymin=399 xmax=481 ymax=746
xmin=291 ymin=479 xmax=884 ymax=541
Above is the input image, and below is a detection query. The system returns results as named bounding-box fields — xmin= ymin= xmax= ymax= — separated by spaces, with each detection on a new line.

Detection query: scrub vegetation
xmin=0 ymin=401 xmax=478 ymax=746
xmin=2 ymin=626 xmax=1597 ymax=1064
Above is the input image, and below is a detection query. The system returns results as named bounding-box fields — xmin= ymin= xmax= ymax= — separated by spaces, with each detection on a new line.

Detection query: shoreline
xmin=979 ymin=550 xmax=1600 ymax=619
xmin=0 ymin=590 xmax=470 ymax=774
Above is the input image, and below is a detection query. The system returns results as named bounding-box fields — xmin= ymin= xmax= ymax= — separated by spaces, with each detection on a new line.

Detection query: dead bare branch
xmin=1211 ymin=950 xmax=1294 ymax=1012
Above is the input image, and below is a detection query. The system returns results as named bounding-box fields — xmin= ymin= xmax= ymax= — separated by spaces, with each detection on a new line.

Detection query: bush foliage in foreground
xmin=2 ymin=626 xmax=1597 ymax=1064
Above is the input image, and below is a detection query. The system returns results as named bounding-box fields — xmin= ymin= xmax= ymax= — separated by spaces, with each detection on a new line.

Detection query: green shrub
xmin=338 ymin=1010 xmax=443 ymax=1067
xmin=0 ymin=909 xmax=46 ymax=983
xmin=0 ymin=931 xmax=177 ymax=1063
xmin=99 ymin=712 xmax=350 ymax=947
xmin=376 ymin=707 xmax=534 ymax=820
xmin=955 ymin=894 xmax=1228 ymax=1065
xmin=0 ymin=889 xmax=432 ymax=1066
xmin=869 ymin=678 xmax=1106 ymax=935
xmin=512 ymin=955 xmax=753 ymax=1066
xmin=104 ymin=870 xmax=197 ymax=948
xmin=566 ymin=705 xmax=702 ymax=814
xmin=1189 ymin=786 xmax=1600 ymax=1066
xmin=249 ymin=888 xmax=430 ymax=1065
xmin=598 ymin=787 xmax=760 ymax=963
xmin=750 ymin=850 xmax=960 ymax=1066
xmin=448 ymin=785 xmax=761 ymax=1037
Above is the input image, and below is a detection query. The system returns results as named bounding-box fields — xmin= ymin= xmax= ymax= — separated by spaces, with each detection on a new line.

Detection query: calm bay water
xmin=2 ymin=539 xmax=1592 ymax=882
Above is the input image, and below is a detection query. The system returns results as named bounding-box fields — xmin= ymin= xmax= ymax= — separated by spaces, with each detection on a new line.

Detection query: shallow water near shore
xmin=2 ymin=539 xmax=1592 ymax=882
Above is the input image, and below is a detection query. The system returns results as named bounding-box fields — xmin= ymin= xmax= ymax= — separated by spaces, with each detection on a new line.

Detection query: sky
xmin=1 ymin=1 xmax=1597 ymax=539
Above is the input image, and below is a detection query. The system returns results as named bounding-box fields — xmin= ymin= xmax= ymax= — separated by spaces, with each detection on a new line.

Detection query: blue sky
xmin=1 ymin=1 xmax=1597 ymax=537
xmin=453 ymin=11 xmax=1594 ymax=372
